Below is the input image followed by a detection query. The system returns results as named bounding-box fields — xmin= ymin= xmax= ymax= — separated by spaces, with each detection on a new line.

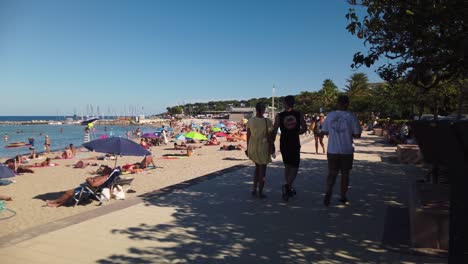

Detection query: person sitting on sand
xmin=55 ymin=146 xmax=73 ymax=159
xmin=220 ymin=144 xmax=244 ymax=151
xmin=45 ymin=167 xmax=114 ymax=207
xmin=140 ymin=139 xmax=150 ymax=149
xmin=69 ymin=144 xmax=77 ymax=157
xmin=5 ymin=158 xmax=34 ymax=173
xmin=28 ymin=147 xmax=40 ymax=159
xmin=205 ymin=135 xmax=220 ymax=146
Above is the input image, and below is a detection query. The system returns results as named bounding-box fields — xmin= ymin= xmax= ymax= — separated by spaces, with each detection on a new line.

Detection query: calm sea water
xmin=0 ymin=116 xmax=76 ymax=122
xmin=0 ymin=119 xmax=156 ymax=158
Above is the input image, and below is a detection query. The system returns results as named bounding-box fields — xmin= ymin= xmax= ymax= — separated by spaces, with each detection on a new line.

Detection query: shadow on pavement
xmin=96 ymin=156 xmax=446 ymax=264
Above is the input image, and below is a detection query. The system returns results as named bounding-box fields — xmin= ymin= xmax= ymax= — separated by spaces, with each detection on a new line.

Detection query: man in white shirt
xmin=321 ymin=95 xmax=362 ymax=206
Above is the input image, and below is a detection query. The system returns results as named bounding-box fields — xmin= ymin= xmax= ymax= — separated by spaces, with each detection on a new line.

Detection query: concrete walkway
xmin=0 ymin=135 xmax=447 ymax=264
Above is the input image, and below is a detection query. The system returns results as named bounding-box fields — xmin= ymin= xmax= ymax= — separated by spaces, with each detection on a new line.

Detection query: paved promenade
xmin=0 ymin=135 xmax=447 ymax=263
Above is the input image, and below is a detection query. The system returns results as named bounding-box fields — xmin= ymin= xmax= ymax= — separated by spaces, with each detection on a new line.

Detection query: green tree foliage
xmin=166 ymin=106 xmax=184 ymax=115
xmin=295 ymin=91 xmax=321 ymax=115
xmin=345 ymin=73 xmax=371 ymax=114
xmin=318 ymin=79 xmax=339 ymax=112
xmin=346 ymin=0 xmax=466 ymax=84
xmin=346 ymin=0 xmax=467 ymax=116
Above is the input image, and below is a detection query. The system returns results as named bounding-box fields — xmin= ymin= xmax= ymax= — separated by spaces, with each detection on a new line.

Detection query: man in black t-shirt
xmin=271 ymin=95 xmax=307 ymax=201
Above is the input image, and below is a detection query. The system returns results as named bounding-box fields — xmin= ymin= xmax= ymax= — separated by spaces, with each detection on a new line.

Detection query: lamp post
xmin=272 ymin=85 xmax=275 ymax=119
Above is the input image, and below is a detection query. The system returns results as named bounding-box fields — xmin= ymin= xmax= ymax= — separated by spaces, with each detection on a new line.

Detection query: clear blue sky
xmin=0 ymin=0 xmax=381 ymax=116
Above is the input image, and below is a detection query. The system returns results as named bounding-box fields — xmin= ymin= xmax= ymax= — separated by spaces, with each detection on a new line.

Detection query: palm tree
xmin=345 ymin=73 xmax=370 ymax=98
xmin=319 ymin=79 xmax=339 ymax=111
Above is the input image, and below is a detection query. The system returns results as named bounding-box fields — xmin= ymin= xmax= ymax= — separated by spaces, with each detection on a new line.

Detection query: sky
xmin=0 ymin=0 xmax=382 ymax=116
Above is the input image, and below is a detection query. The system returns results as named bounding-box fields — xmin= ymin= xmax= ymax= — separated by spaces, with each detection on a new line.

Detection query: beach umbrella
xmin=82 ymin=137 xmax=151 ymax=167
xmin=184 ymin=131 xmax=208 ymax=140
xmin=202 ymin=122 xmax=211 ymax=125
xmin=0 ymin=164 xmax=15 ymax=179
xmin=175 ymin=134 xmax=186 ymax=141
xmin=212 ymin=127 xmax=222 ymax=132
xmin=215 ymin=123 xmax=225 ymax=128
xmin=214 ymin=132 xmax=228 ymax=137
xmin=142 ymin=133 xmax=159 ymax=139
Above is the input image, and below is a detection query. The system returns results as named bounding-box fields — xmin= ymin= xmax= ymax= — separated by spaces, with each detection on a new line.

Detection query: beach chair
xmin=73 ymin=167 xmax=122 ymax=206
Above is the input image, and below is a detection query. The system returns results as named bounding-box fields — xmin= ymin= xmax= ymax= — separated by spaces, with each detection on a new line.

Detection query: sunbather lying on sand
xmin=45 ymin=166 xmax=113 ymax=207
xmin=24 ymin=157 xmax=52 ymax=168
xmin=174 ymin=143 xmax=202 ymax=150
xmin=220 ymin=144 xmax=244 ymax=151
xmin=122 ymin=156 xmax=157 ymax=173
xmin=0 ymin=195 xmax=12 ymax=201
xmin=70 ymin=160 xmax=99 ymax=168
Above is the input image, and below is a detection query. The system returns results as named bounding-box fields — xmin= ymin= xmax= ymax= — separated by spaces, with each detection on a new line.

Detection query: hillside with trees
xmin=166 ymin=73 xmax=461 ymax=121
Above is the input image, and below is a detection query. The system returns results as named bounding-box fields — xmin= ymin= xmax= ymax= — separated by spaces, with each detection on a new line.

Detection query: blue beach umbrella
xmin=82 ymin=137 xmax=151 ymax=167
xmin=0 ymin=164 xmax=16 ymax=179
xmin=215 ymin=123 xmax=225 ymax=128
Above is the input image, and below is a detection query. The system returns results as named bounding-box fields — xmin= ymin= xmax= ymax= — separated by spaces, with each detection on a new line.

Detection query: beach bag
xmin=100 ymin=187 xmax=111 ymax=201
xmin=112 ymin=185 xmax=126 ymax=200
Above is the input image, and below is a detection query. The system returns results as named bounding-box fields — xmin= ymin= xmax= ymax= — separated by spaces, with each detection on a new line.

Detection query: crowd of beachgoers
xmin=0 ymin=118 xmax=262 ymax=235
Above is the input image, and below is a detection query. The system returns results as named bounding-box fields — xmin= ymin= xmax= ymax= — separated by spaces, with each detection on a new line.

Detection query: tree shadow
xmin=95 ymin=157 xmax=446 ymax=263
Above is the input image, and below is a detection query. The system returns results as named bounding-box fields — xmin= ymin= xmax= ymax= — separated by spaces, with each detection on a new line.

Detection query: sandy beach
xmin=0 ymin=120 xmax=255 ymax=237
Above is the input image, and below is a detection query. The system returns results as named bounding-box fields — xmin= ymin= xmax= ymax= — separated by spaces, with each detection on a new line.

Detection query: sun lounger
xmin=73 ymin=167 xmax=122 ymax=206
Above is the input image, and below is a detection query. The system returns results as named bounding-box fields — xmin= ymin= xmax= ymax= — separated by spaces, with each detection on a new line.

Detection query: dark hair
xmin=337 ymin=95 xmax=350 ymax=105
xmin=101 ymin=166 xmax=113 ymax=175
xmin=255 ymin=102 xmax=266 ymax=113
xmin=284 ymin=95 xmax=295 ymax=107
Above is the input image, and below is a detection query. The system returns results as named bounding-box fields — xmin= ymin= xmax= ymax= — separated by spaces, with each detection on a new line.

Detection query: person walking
xmin=313 ymin=114 xmax=326 ymax=154
xmin=44 ymin=135 xmax=51 ymax=154
xmin=246 ymin=102 xmax=274 ymax=198
xmin=271 ymin=95 xmax=307 ymax=201
xmin=322 ymin=95 xmax=362 ymax=206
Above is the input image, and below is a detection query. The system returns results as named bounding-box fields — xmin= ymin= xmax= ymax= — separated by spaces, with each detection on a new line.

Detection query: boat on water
xmin=5 ymin=142 xmax=32 ymax=148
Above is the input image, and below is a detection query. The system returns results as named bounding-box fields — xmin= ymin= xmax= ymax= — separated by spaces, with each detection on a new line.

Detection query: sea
xmin=0 ymin=116 xmax=155 ymax=159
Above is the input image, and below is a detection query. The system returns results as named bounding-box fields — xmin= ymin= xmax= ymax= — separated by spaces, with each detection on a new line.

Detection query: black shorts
xmin=327 ymin=153 xmax=354 ymax=171
xmin=281 ymin=146 xmax=301 ymax=167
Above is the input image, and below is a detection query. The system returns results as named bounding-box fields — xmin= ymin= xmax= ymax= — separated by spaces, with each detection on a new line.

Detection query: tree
xmin=166 ymin=106 xmax=183 ymax=115
xmin=295 ymin=91 xmax=321 ymax=114
xmin=346 ymin=0 xmax=466 ymax=85
xmin=345 ymin=73 xmax=370 ymax=97
xmin=345 ymin=73 xmax=372 ymax=114
xmin=346 ymin=2 xmax=467 ymax=261
xmin=318 ymin=79 xmax=339 ymax=112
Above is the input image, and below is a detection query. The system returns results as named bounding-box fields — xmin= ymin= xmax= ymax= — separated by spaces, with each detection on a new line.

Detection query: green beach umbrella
xmin=212 ymin=127 xmax=222 ymax=132
xmin=184 ymin=131 xmax=208 ymax=140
